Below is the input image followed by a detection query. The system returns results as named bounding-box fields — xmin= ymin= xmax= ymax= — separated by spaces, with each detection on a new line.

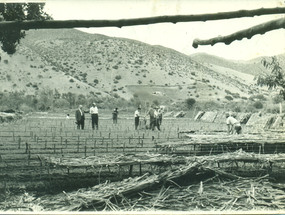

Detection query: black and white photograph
xmin=1 ymin=0 xmax=285 ymax=213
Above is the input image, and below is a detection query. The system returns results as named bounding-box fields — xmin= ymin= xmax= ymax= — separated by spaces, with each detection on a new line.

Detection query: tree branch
xmin=192 ymin=17 xmax=285 ymax=48
xmin=0 ymin=7 xmax=285 ymax=31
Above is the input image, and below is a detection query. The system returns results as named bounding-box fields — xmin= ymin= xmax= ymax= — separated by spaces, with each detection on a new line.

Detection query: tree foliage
xmin=257 ymin=56 xmax=285 ymax=100
xmin=0 ymin=3 xmax=51 ymax=54
xmin=185 ymin=98 xmax=196 ymax=109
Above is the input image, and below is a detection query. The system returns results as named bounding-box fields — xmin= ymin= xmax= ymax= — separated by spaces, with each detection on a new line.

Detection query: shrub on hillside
xmin=115 ymin=75 xmax=121 ymax=80
xmin=225 ymin=95 xmax=233 ymax=101
xmin=249 ymin=94 xmax=267 ymax=101
xmin=225 ymin=89 xmax=232 ymax=94
xmin=253 ymin=101 xmax=263 ymax=109
xmin=185 ymin=98 xmax=196 ymax=109
xmin=94 ymin=79 xmax=99 ymax=84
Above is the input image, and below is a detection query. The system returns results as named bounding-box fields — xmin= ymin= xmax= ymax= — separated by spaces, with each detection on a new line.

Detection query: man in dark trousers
xmin=75 ymin=105 xmax=85 ymax=129
xmin=112 ymin=108 xmax=118 ymax=124
xmin=90 ymin=103 xmax=99 ymax=130
xmin=134 ymin=107 xmax=141 ymax=130
xmin=146 ymin=105 xmax=156 ymax=130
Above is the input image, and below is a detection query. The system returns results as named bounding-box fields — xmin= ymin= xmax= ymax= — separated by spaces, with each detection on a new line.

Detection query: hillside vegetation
xmin=0 ymin=29 xmax=282 ymax=112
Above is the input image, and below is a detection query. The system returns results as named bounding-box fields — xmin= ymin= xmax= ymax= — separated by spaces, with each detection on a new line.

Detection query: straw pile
xmin=2 ymin=151 xmax=285 ymax=212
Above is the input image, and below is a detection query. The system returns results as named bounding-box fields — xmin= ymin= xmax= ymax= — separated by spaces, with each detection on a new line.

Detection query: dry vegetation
xmin=0 ymin=28 xmax=275 ymax=104
xmin=1 ymin=112 xmax=285 ymax=212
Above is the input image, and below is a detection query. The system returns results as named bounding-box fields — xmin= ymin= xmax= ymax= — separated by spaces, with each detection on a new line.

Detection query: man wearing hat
xmin=75 ymin=105 xmax=85 ymax=129
xmin=90 ymin=103 xmax=99 ymax=130
xmin=226 ymin=112 xmax=241 ymax=134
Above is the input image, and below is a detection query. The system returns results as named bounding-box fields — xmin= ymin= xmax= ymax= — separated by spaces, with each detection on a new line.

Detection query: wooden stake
xmin=25 ymin=142 xmax=28 ymax=154
xmin=18 ymin=136 xmax=21 ymax=149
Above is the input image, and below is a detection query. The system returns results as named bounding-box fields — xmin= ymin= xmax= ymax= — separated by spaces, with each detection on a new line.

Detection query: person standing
xmin=90 ymin=103 xmax=99 ymax=130
xmin=75 ymin=105 xmax=85 ymax=129
xmin=154 ymin=106 xmax=161 ymax=131
xmin=226 ymin=112 xmax=242 ymax=134
xmin=158 ymin=106 xmax=164 ymax=126
xmin=112 ymin=108 xmax=119 ymax=124
xmin=134 ymin=107 xmax=141 ymax=130
xmin=146 ymin=106 xmax=156 ymax=130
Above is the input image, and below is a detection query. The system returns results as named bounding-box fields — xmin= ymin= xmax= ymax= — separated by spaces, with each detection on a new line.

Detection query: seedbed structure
xmin=1 ymin=113 xmax=285 ymax=211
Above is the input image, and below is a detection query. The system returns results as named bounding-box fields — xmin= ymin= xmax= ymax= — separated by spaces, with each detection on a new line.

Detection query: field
xmin=1 ymin=112 xmax=285 ymax=212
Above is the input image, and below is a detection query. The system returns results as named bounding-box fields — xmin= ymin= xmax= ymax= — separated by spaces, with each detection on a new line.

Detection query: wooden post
xmin=139 ymin=163 xmax=142 ymax=176
xmin=13 ymin=131 xmax=15 ymax=141
xmin=84 ymin=145 xmax=87 ymax=157
xmin=45 ymin=140 xmax=47 ymax=149
xmin=28 ymin=146 xmax=31 ymax=165
xmin=25 ymin=142 xmax=28 ymax=154
xmin=109 ymin=133 xmax=111 ymax=139
xmin=54 ymin=144 xmax=56 ymax=154
xmin=129 ymin=165 xmax=133 ymax=176
xmin=93 ymin=140 xmax=96 ymax=156
xmin=18 ymin=136 xmax=21 ymax=149
xmin=77 ymin=138 xmax=80 ymax=152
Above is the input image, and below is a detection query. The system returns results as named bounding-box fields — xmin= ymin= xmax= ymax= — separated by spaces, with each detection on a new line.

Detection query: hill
xmin=191 ymin=52 xmax=285 ymax=76
xmin=0 ymin=29 xmax=273 ymax=109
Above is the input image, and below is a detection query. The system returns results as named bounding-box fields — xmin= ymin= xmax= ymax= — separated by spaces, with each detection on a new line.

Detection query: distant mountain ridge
xmin=0 ymin=28 xmax=279 ymax=104
xmin=191 ymin=52 xmax=285 ymax=76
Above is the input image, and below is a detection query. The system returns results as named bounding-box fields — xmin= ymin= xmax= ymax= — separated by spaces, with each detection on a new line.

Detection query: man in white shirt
xmin=134 ymin=107 xmax=141 ymax=130
xmin=90 ymin=103 xmax=99 ymax=130
xmin=226 ymin=113 xmax=242 ymax=134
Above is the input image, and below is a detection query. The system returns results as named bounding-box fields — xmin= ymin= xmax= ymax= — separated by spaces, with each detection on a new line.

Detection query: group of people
xmin=75 ymin=103 xmax=99 ymax=130
xmin=75 ymin=103 xmax=165 ymax=131
xmin=134 ymin=105 xmax=164 ymax=131
xmin=75 ymin=103 xmax=241 ymax=135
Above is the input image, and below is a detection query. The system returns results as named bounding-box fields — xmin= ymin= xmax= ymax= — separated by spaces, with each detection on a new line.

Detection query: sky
xmin=43 ymin=0 xmax=285 ymax=61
